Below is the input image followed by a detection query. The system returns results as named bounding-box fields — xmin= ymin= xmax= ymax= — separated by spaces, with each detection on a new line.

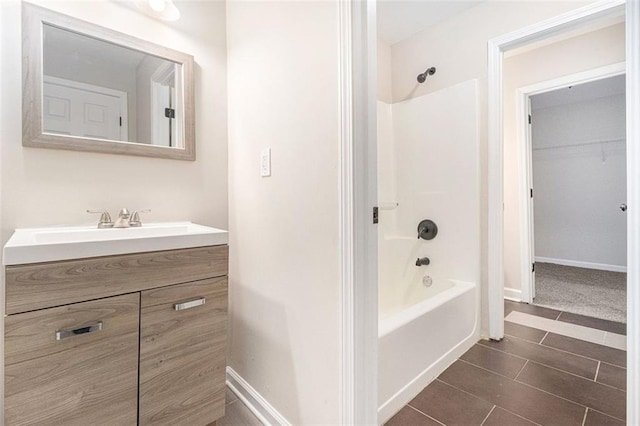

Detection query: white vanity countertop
xmin=3 ymin=222 xmax=228 ymax=265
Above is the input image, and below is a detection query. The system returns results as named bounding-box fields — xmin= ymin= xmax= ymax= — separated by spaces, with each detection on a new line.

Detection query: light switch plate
xmin=260 ymin=148 xmax=271 ymax=177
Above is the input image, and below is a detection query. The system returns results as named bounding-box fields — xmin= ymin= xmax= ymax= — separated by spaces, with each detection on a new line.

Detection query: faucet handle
xmin=87 ymin=209 xmax=113 ymax=228
xmin=129 ymin=209 xmax=151 ymax=227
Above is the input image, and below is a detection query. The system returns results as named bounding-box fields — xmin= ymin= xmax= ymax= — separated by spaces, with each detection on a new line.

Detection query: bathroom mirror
xmin=22 ymin=3 xmax=195 ymax=160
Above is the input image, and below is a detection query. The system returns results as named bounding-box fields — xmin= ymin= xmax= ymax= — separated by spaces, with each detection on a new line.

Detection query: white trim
xmin=487 ymin=0 xmax=625 ymax=341
xmin=517 ymin=62 xmax=625 ymax=97
xmin=535 ymin=256 xmax=627 ymax=273
xmin=338 ymin=0 xmax=356 ymax=423
xmin=150 ymin=62 xmax=181 ymax=148
xmin=515 ymin=62 xmax=626 ymax=304
xmin=226 ymin=367 xmax=290 ymax=426
xmin=487 ymin=32 xmax=505 ymax=340
xmin=504 ymin=287 xmax=523 ymax=301
xmin=626 ymin=1 xmax=640 ymax=422
xmin=516 ymin=87 xmax=534 ymax=304
xmin=339 ymin=0 xmax=379 ymax=424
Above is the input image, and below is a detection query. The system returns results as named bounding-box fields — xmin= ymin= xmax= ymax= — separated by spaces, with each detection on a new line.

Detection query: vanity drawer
xmin=4 ymin=293 xmax=140 ymax=426
xmin=139 ymin=277 xmax=227 ymax=425
xmin=5 ymin=245 xmax=228 ymax=314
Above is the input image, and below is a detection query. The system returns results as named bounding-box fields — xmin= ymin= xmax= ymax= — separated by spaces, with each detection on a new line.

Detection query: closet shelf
xmin=533 ymin=137 xmax=625 ymax=151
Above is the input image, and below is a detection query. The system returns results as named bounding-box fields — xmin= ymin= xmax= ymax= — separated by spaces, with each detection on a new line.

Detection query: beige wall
xmin=226 ymin=1 xmax=340 ymax=424
xmin=0 ymin=0 xmax=228 ymax=418
xmin=1 ymin=0 xmax=228 ymax=236
xmin=503 ymin=23 xmax=625 ymax=297
xmin=386 ymin=0 xmax=595 ymax=334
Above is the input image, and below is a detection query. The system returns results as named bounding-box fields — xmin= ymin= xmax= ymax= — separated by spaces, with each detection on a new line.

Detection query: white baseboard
xmin=504 ymin=287 xmax=522 ymax=301
xmin=535 ymin=257 xmax=627 ymax=273
xmin=226 ymin=367 xmax=290 ymax=426
xmin=377 ymin=328 xmax=479 ymax=424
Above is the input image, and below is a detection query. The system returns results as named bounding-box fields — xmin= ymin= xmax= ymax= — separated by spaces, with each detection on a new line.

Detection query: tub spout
xmin=416 ymin=257 xmax=430 ymax=266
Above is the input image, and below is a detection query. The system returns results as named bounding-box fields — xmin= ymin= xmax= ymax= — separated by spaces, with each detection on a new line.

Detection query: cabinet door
xmin=139 ymin=277 xmax=227 ymax=425
xmin=4 ymin=293 xmax=139 ymax=426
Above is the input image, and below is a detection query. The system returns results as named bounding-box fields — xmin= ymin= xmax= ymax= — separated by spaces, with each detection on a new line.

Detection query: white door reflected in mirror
xmin=43 ymin=76 xmax=127 ymax=141
xmin=42 ymin=23 xmax=183 ymax=148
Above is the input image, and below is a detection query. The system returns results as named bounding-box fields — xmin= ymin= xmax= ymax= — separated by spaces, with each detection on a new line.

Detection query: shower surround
xmin=377 ymin=79 xmax=481 ymax=422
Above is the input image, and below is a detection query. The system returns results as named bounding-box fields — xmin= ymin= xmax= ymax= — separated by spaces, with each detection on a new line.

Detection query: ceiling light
xmin=136 ymin=0 xmax=181 ymax=22
xmin=148 ymin=0 xmax=166 ymax=13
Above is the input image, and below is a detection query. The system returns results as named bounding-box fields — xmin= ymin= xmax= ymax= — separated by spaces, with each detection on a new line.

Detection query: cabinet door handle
xmin=56 ymin=321 xmax=103 ymax=341
xmin=174 ymin=297 xmax=206 ymax=311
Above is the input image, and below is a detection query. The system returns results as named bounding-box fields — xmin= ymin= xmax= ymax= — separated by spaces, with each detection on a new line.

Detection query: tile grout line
xmin=540 ymin=330 xmax=550 ymax=344
xmin=506 ymin=311 xmax=625 ymax=349
xmin=459 ymin=356 xmax=625 ymax=416
xmin=455 ymin=358 xmax=620 ymax=399
xmin=405 ymin=404 xmax=446 ymax=426
xmin=514 ymin=375 xmax=626 ymax=422
xmin=479 ymin=405 xmax=496 ymax=426
xmin=479 ymin=339 xmax=604 ymax=378
xmin=457 ymin=358 xmax=523 ymax=381
xmin=438 ymin=365 xmax=589 ymax=424
xmin=601 ymin=360 xmax=627 ymax=371
xmin=498 ymin=407 xmax=543 ymax=426
xmin=594 ymin=361 xmax=601 ymax=382
xmin=433 ymin=378 xmax=540 ymax=426
xmin=477 ymin=341 xmax=531 ymax=362
xmin=584 ymin=406 xmax=629 ymax=422
xmin=517 ymin=358 xmax=625 ymax=392
xmin=492 ymin=329 xmax=624 ymax=367
xmin=537 ymin=340 xmax=626 ymax=368
xmin=434 ymin=378 xmax=508 ymax=416
xmin=509 ymin=303 xmax=626 ymax=337
xmin=467 ymin=346 xmax=610 ymax=386
xmin=514 ymin=360 xmax=529 ymax=381
xmin=581 ymin=407 xmax=589 ymax=426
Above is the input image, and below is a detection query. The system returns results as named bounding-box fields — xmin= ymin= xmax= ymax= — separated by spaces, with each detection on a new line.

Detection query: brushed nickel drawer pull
xmin=174 ymin=298 xmax=206 ymax=311
xmin=56 ymin=321 xmax=103 ymax=340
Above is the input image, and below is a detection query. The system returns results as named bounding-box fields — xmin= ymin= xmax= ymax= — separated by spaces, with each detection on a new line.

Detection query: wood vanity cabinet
xmin=4 ymin=245 xmax=228 ymax=426
xmin=139 ymin=277 xmax=227 ymax=425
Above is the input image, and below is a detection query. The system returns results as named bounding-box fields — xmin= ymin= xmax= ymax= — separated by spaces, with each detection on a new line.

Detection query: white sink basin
xmin=3 ymin=222 xmax=228 ymax=265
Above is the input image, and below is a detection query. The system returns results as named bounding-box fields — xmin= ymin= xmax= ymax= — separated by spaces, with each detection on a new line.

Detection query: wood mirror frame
xmin=22 ymin=3 xmax=196 ymax=161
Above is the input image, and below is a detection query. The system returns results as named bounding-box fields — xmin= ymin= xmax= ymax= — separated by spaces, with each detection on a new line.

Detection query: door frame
xmin=487 ymin=0 xmax=624 ymax=337
xmin=488 ymin=0 xmax=640 ymax=422
xmin=150 ymin=62 xmax=181 ymax=148
xmin=339 ymin=0 xmax=379 ymax=424
xmin=515 ymin=62 xmax=626 ymax=304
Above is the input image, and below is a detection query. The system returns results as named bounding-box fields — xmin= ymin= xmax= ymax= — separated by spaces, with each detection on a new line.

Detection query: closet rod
xmin=533 ymin=137 xmax=625 ymax=151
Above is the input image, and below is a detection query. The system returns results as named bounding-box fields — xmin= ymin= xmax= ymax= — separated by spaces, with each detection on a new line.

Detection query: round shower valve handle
xmin=417 ymin=219 xmax=438 ymax=240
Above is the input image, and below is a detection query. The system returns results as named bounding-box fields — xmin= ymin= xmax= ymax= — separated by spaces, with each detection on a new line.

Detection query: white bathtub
xmin=378 ymin=278 xmax=477 ymax=423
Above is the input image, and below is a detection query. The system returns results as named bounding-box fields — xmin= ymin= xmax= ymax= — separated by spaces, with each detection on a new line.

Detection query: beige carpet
xmin=533 ymin=262 xmax=626 ymax=323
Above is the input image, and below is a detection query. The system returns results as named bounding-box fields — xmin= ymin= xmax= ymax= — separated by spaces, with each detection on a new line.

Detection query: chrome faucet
xmin=88 ymin=208 xmax=150 ymax=228
xmin=113 ymin=208 xmax=131 ymax=228
xmin=129 ymin=209 xmax=151 ymax=227
xmin=87 ymin=210 xmax=113 ymax=228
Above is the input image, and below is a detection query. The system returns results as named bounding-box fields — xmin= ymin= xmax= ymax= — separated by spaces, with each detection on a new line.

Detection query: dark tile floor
xmin=386 ymin=301 xmax=627 ymax=426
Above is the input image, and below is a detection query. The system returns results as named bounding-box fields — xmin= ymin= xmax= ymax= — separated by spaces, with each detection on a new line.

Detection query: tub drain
xmin=422 ymin=275 xmax=433 ymax=287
